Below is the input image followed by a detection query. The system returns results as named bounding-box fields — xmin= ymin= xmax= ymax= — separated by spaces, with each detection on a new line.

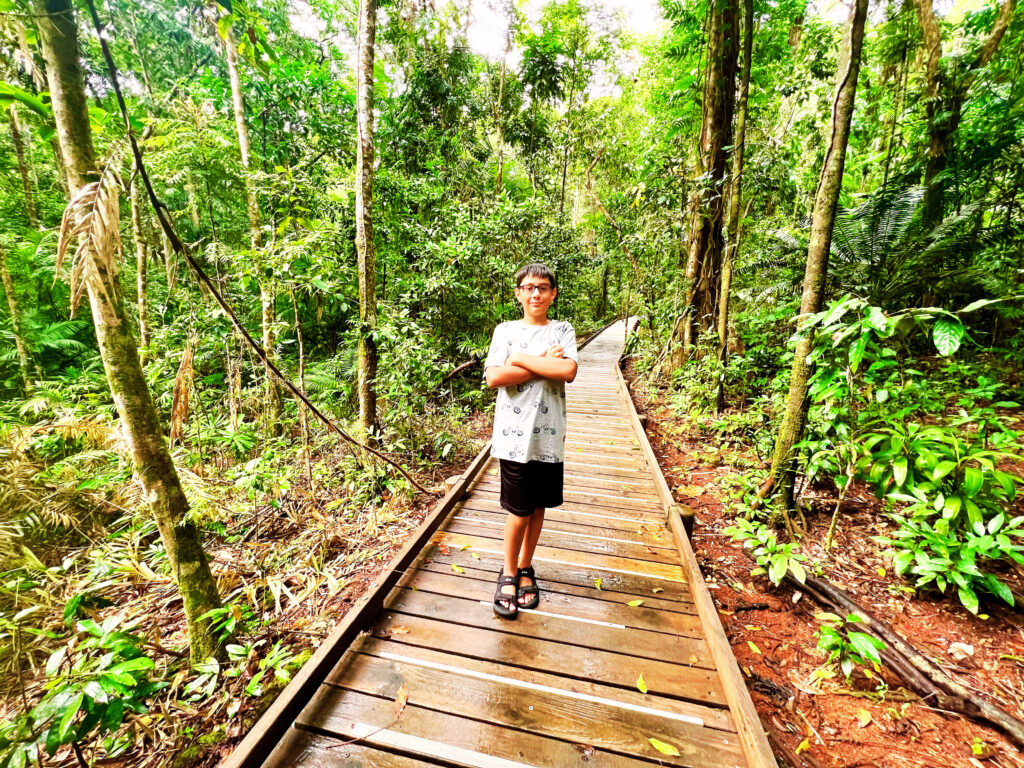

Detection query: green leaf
xmin=849 ymin=334 xmax=868 ymax=372
xmin=893 ymin=458 xmax=908 ymax=487
xmin=107 ymin=656 xmax=154 ymax=676
xmin=58 ymin=691 xmax=84 ymax=743
xmin=932 ymin=317 xmax=964 ymax=356
xmin=984 ymin=575 xmax=1014 ymax=607
xmin=648 ymin=737 xmax=682 ymax=756
xmin=768 ymin=555 xmax=787 ymax=586
xmin=963 ymin=468 xmax=983 ymax=498
xmin=788 ymin=560 xmax=807 ymax=584
xmin=931 ymin=461 xmax=956 ymax=481
xmin=0 ymin=83 xmax=52 ymax=119
xmin=848 ymin=631 xmax=883 ymax=664
xmin=636 ymin=672 xmax=647 ymax=694
xmin=958 ymin=586 xmax=979 ymax=615
xmin=866 ymin=306 xmax=888 ymax=333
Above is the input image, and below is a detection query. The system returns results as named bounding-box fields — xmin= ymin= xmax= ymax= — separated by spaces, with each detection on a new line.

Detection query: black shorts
xmin=499 ymin=459 xmax=564 ymax=517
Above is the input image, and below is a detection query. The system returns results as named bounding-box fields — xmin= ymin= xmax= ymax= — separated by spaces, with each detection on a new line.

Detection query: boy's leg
xmin=503 ymin=512 xmax=531 ymax=585
xmin=518 ymin=508 xmax=545 ymax=570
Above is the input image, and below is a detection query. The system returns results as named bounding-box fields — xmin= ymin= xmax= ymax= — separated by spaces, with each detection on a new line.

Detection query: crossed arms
xmin=485 ymin=345 xmax=578 ymax=388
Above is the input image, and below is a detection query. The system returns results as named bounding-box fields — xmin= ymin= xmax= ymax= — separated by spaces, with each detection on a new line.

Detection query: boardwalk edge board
xmin=612 ymin=329 xmax=777 ymax=768
xmin=221 ymin=323 xmax=612 ymax=768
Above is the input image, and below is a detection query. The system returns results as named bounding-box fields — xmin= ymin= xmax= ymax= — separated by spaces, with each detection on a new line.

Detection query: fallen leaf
xmin=795 ymin=737 xmax=810 ymax=755
xmin=460 ymin=544 xmax=470 ymax=550
xmin=594 ymin=578 xmax=602 ymax=590
xmin=950 ymin=642 xmax=974 ymax=661
xmin=678 ymin=484 xmax=705 ymax=497
xmin=394 ymin=685 xmax=409 ymax=718
xmin=470 ymin=552 xmax=480 ymax=560
xmin=877 ymin=566 xmax=886 ymax=577
xmin=689 ymin=654 xmax=698 ymax=665
xmin=438 ymin=542 xmax=450 ymax=555
xmin=627 ymin=599 xmax=644 ymax=607
xmin=637 ymin=672 xmax=648 ymax=693
xmin=391 ymin=626 xmax=410 ymax=635
xmin=745 ymin=625 xmax=762 ymax=631
xmin=747 ymin=641 xmax=762 ymax=655
xmin=648 ymin=738 xmax=681 ymax=757
xmin=651 ymin=587 xmax=663 ymax=594
xmin=856 ymin=708 xmax=872 ymax=728
xmin=451 ymin=564 xmax=465 ymax=574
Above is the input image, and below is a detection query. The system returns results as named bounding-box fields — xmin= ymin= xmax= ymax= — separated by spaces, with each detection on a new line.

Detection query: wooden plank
xmin=398 ymin=568 xmax=700 ymax=635
xmin=452 ymin=505 xmax=677 ymax=547
xmin=444 ymin=518 xmax=681 ymax=565
xmin=221 ymin=445 xmax=495 ymax=768
xmin=299 ymin=687 xmax=665 ymax=768
xmin=482 ymin=468 xmax=660 ymax=498
xmin=351 ymin=638 xmax=736 ymax=732
xmin=263 ymin=728 xmax=440 ymax=768
xmin=379 ymin=587 xmax=713 ymax=659
xmin=470 ymin=480 xmax=663 ymax=512
xmin=457 ymin=498 xmax=666 ymax=531
xmin=421 ymin=549 xmax=696 ymax=608
xmin=464 ymin=490 xmax=664 ymax=523
xmin=432 ymin=531 xmax=688 ymax=583
xmin=328 ymin=653 xmax=747 ymax=768
xmin=363 ymin=612 xmax=727 ymax=706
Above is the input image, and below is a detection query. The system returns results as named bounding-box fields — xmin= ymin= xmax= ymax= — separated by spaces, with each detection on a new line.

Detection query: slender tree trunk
xmin=0 ymin=246 xmax=33 ymax=392
xmin=291 ymin=290 xmax=314 ymax=492
xmin=716 ymin=0 xmax=754 ymax=413
xmin=38 ymin=0 xmax=223 ymax=665
xmin=495 ymin=58 xmax=506 ymax=195
xmin=767 ymin=0 xmax=869 ymax=524
xmin=224 ymin=26 xmax=283 ymax=433
xmin=129 ymin=168 xmax=151 ymax=359
xmin=355 ymin=0 xmax=379 ymax=439
xmin=8 ymin=105 xmax=39 ymax=228
xmin=672 ymin=0 xmax=739 ymax=368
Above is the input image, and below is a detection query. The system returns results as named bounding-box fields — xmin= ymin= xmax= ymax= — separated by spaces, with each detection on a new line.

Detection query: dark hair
xmin=515 ymin=262 xmax=557 ymax=290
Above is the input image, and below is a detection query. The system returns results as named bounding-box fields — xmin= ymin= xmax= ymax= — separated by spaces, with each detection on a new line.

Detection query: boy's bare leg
xmin=502 ymin=513 xmax=531 ymax=607
xmin=517 ymin=508 xmax=545 ymax=602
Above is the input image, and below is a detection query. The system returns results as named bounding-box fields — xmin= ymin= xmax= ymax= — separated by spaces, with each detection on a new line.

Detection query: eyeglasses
xmin=517 ymin=283 xmax=553 ymax=295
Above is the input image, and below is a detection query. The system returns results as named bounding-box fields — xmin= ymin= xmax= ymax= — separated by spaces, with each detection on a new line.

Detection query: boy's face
xmin=515 ymin=275 xmax=557 ymax=320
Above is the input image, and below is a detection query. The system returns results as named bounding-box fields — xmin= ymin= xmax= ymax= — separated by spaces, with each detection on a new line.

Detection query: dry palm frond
xmin=169 ymin=338 xmax=196 ymax=447
xmin=55 ymin=172 xmax=123 ymax=314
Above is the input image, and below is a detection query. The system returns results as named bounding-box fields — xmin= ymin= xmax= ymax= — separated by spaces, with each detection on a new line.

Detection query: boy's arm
xmin=506 ymin=353 xmax=578 ymax=383
xmin=485 ymin=365 xmax=535 ymax=388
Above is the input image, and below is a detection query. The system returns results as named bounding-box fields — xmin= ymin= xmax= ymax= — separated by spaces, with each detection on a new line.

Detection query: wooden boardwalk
xmin=226 ymin=320 xmax=773 ymax=768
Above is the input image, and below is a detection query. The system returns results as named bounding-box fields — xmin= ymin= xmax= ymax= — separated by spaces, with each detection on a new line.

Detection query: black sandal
xmin=516 ymin=566 xmax=540 ymax=610
xmin=493 ymin=572 xmax=518 ymax=619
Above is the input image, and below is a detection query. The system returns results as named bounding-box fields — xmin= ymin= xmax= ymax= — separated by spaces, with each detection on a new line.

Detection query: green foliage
xmin=0 ymin=614 xmax=165 ymax=767
xmin=725 ymin=518 xmax=808 ymax=586
xmin=813 ymin=612 xmax=885 ymax=679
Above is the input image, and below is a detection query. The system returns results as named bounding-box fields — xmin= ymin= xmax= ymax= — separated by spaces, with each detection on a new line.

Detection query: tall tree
xmin=7 ymin=105 xmax=39 ymax=228
xmin=222 ymin=20 xmax=283 ymax=433
xmin=355 ymin=0 xmax=379 ymax=438
xmin=765 ymin=0 xmax=870 ymax=527
xmin=0 ymin=245 xmax=33 ymax=392
xmin=715 ymin=0 xmax=754 ymax=413
xmin=672 ymin=0 xmax=739 ymax=368
xmin=914 ymin=0 xmax=1016 ymax=228
xmin=36 ymin=0 xmax=224 ymax=665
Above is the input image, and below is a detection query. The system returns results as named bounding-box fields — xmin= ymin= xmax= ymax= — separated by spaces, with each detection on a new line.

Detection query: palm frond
xmin=56 ymin=172 xmax=123 ymax=314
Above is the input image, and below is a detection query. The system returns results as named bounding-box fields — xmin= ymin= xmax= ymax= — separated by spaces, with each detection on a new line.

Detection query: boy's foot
xmin=494 ymin=572 xmax=519 ymax=619
xmin=516 ymin=565 xmax=540 ymax=609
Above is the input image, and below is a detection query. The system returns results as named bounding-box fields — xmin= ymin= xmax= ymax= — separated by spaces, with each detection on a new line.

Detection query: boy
xmin=484 ymin=262 xmax=578 ymax=619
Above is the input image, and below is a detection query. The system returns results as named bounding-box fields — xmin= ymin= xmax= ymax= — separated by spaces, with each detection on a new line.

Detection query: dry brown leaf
xmin=390 ymin=625 xmax=410 ymax=635
xmin=394 ymin=685 xmax=409 ymax=718
xmin=438 ymin=542 xmax=451 ymax=555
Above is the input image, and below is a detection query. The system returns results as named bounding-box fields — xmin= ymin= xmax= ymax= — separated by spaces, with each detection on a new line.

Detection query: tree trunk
xmin=224 ymin=26 xmax=283 ymax=433
xmin=8 ymin=105 xmax=39 ymax=228
xmin=675 ymin=0 xmax=739 ymax=365
xmin=129 ymin=167 xmax=151 ymax=359
xmin=37 ymin=0 xmax=223 ymax=665
xmin=0 ymin=246 xmax=33 ymax=392
xmin=716 ymin=0 xmax=754 ymax=413
xmin=767 ymin=0 xmax=869 ymax=521
xmin=355 ymin=0 xmax=379 ymax=439
xmin=915 ymin=0 xmax=1015 ymax=228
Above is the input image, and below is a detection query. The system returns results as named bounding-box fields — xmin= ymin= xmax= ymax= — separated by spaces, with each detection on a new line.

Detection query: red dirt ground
xmin=625 ymin=369 xmax=1024 ymax=768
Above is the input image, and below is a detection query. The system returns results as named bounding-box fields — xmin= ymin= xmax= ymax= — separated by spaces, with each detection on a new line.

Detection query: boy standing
xmin=484 ymin=263 xmax=578 ymax=618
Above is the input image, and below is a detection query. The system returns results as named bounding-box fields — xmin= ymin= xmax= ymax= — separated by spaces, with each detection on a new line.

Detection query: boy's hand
xmin=543 ymin=345 xmax=564 ymax=358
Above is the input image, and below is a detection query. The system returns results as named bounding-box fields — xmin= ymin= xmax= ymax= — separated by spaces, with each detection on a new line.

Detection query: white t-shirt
xmin=484 ymin=319 xmax=578 ymax=463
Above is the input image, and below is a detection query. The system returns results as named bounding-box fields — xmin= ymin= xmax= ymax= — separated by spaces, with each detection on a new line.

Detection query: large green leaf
xmin=932 ymin=317 xmax=964 ymax=356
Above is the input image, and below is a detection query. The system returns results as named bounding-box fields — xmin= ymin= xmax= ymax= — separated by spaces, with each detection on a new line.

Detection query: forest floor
xmin=624 ymin=364 xmax=1024 ymax=768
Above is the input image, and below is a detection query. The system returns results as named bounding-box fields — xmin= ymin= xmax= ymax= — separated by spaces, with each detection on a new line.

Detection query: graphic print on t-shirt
xmin=484 ymin=320 xmax=578 ymax=463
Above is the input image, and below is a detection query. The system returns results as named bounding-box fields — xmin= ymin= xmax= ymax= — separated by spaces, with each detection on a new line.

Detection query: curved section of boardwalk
xmin=231 ymin=321 xmax=772 ymax=768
